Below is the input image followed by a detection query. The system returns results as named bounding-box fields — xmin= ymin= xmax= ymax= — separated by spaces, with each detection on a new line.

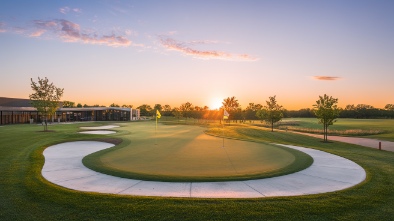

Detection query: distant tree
xmin=110 ymin=103 xmax=120 ymax=107
xmin=163 ymin=104 xmax=172 ymax=112
xmin=313 ymin=94 xmax=340 ymax=142
xmin=180 ymin=102 xmax=194 ymax=119
xmin=76 ymin=103 xmax=82 ymax=108
xmin=122 ymin=104 xmax=133 ymax=108
xmin=385 ymin=104 xmax=394 ymax=110
xmin=222 ymin=96 xmax=240 ymax=122
xmin=62 ymin=100 xmax=75 ymax=108
xmin=172 ymin=107 xmax=183 ymax=122
xmin=29 ymin=77 xmax=64 ymax=131
xmin=137 ymin=104 xmax=152 ymax=116
xmin=154 ymin=104 xmax=163 ymax=111
xmin=256 ymin=96 xmax=284 ymax=132
xmin=83 ymin=104 xmax=89 ymax=108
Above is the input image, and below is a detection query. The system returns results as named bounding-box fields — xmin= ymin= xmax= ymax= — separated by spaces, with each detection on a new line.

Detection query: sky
xmin=0 ymin=0 xmax=393 ymax=110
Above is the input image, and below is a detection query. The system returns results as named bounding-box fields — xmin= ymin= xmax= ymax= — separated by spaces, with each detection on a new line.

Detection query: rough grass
xmin=0 ymin=121 xmax=393 ymax=220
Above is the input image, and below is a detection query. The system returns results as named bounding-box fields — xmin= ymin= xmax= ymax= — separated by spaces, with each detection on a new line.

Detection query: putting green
xmin=83 ymin=123 xmax=313 ymax=182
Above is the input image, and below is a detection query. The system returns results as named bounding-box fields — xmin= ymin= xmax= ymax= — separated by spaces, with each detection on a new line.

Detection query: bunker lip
xmin=42 ymin=141 xmax=366 ymax=198
xmin=80 ymin=125 xmax=120 ymax=130
xmin=79 ymin=131 xmax=116 ymax=135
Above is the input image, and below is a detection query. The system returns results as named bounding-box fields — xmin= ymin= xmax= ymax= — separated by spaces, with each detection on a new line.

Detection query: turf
xmin=0 ymin=121 xmax=393 ymax=220
xmin=278 ymin=118 xmax=394 ymax=141
xmin=83 ymin=123 xmax=312 ymax=182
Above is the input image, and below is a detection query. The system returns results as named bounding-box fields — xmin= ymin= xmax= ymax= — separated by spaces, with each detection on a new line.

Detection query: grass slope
xmin=0 ymin=121 xmax=393 ymax=220
xmin=83 ymin=123 xmax=312 ymax=182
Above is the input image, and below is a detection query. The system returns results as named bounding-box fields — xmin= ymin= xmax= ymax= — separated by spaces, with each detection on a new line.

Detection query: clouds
xmin=59 ymin=7 xmax=82 ymax=15
xmin=313 ymin=76 xmax=341 ymax=81
xmin=0 ymin=22 xmax=6 ymax=33
xmin=159 ymin=37 xmax=257 ymax=61
xmin=31 ymin=19 xmax=131 ymax=47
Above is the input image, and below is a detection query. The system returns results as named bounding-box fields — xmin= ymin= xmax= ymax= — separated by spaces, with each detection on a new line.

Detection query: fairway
xmin=83 ymin=123 xmax=312 ymax=181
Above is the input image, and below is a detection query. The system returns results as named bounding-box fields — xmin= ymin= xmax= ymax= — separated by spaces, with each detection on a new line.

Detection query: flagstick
xmin=155 ymin=113 xmax=157 ymax=145
xmin=222 ymin=120 xmax=225 ymax=148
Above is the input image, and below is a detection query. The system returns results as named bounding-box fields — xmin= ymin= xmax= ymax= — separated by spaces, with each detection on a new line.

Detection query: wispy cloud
xmin=159 ymin=37 xmax=257 ymax=61
xmin=313 ymin=76 xmax=341 ymax=81
xmin=32 ymin=19 xmax=131 ymax=47
xmin=60 ymin=7 xmax=82 ymax=14
xmin=0 ymin=22 xmax=7 ymax=33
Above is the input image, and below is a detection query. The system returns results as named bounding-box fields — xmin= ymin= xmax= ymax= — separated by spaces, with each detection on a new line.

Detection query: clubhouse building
xmin=0 ymin=97 xmax=140 ymax=125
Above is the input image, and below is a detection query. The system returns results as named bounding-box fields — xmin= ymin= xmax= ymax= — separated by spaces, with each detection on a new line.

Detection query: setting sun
xmin=210 ymin=97 xmax=223 ymax=110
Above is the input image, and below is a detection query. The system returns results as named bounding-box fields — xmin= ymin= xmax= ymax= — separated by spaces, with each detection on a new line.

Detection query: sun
xmin=210 ymin=97 xmax=223 ymax=110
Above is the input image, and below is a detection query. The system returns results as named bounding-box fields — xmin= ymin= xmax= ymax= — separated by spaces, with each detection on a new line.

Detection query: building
xmin=0 ymin=97 xmax=140 ymax=125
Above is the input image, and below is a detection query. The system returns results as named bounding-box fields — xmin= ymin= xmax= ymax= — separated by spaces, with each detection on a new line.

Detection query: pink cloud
xmin=160 ymin=37 xmax=257 ymax=61
xmin=29 ymin=29 xmax=46 ymax=37
xmin=313 ymin=76 xmax=342 ymax=81
xmin=0 ymin=24 xmax=6 ymax=33
xmin=32 ymin=19 xmax=131 ymax=47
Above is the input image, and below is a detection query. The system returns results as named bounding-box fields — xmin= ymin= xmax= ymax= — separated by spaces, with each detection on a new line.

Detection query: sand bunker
xmin=80 ymin=125 xmax=119 ymax=130
xmin=79 ymin=130 xmax=116 ymax=135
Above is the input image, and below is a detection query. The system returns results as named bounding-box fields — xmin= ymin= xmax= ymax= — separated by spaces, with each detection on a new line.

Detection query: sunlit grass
xmin=0 ymin=121 xmax=393 ymax=220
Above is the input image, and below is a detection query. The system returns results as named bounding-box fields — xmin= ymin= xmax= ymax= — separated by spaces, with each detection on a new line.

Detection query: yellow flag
xmin=156 ymin=110 xmax=161 ymax=119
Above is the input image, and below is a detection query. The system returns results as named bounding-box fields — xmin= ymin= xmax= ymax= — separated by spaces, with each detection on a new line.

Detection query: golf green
xmin=83 ymin=123 xmax=313 ymax=181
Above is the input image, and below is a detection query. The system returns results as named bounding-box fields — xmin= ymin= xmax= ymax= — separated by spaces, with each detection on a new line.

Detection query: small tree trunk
xmin=271 ymin=120 xmax=274 ymax=132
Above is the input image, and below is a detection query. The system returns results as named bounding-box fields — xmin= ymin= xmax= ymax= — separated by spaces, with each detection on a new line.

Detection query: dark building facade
xmin=0 ymin=97 xmax=140 ymax=125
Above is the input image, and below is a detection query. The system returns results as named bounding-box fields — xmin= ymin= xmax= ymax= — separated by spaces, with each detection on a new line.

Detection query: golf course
xmin=1 ymin=119 xmax=393 ymax=220
xmin=83 ymin=123 xmax=312 ymax=182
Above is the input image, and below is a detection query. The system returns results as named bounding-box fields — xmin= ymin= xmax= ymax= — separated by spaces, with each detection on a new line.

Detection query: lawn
xmin=276 ymin=118 xmax=394 ymax=141
xmin=83 ymin=123 xmax=312 ymax=182
xmin=0 ymin=121 xmax=393 ymax=220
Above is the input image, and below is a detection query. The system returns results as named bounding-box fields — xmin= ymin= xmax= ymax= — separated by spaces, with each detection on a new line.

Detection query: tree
xmin=76 ymin=103 xmax=82 ymax=108
xmin=110 ymin=103 xmax=120 ymax=107
xmin=180 ymin=102 xmax=194 ymax=119
xmin=29 ymin=77 xmax=64 ymax=131
xmin=172 ymin=107 xmax=183 ymax=122
xmin=122 ymin=104 xmax=133 ymax=108
xmin=385 ymin=104 xmax=394 ymax=110
xmin=154 ymin=104 xmax=163 ymax=111
xmin=62 ymin=100 xmax=75 ymax=108
xmin=256 ymin=96 xmax=284 ymax=132
xmin=313 ymin=94 xmax=340 ymax=142
xmin=137 ymin=104 xmax=152 ymax=116
xmin=163 ymin=104 xmax=172 ymax=112
xmin=222 ymin=96 xmax=240 ymax=122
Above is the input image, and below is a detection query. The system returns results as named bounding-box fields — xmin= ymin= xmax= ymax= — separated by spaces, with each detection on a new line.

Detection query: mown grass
xmin=0 ymin=121 xmax=393 ymax=220
xmin=83 ymin=123 xmax=313 ymax=182
xmin=256 ymin=118 xmax=394 ymax=141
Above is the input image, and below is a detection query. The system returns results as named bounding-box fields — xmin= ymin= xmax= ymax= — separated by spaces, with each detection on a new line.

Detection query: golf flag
xmin=156 ymin=110 xmax=161 ymax=119
xmin=223 ymin=109 xmax=229 ymax=120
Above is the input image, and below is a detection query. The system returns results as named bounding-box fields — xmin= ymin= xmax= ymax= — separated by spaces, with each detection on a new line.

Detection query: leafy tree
xmin=137 ymin=104 xmax=152 ymax=116
xmin=154 ymin=104 xmax=163 ymax=111
xmin=222 ymin=96 xmax=240 ymax=122
xmin=172 ymin=107 xmax=183 ymax=122
xmin=29 ymin=77 xmax=64 ymax=131
xmin=313 ymin=94 xmax=340 ymax=142
xmin=110 ymin=103 xmax=120 ymax=107
xmin=163 ymin=104 xmax=172 ymax=112
xmin=256 ymin=96 xmax=284 ymax=132
xmin=62 ymin=100 xmax=75 ymax=108
xmin=385 ymin=104 xmax=394 ymax=110
xmin=122 ymin=104 xmax=133 ymax=108
xmin=76 ymin=103 xmax=82 ymax=108
xmin=180 ymin=102 xmax=194 ymax=119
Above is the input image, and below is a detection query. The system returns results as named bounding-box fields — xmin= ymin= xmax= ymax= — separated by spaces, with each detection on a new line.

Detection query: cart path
xmin=291 ymin=131 xmax=394 ymax=152
xmin=42 ymin=141 xmax=366 ymax=198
